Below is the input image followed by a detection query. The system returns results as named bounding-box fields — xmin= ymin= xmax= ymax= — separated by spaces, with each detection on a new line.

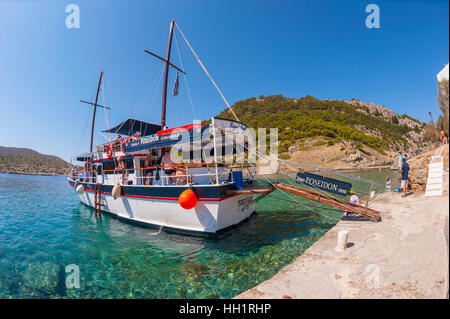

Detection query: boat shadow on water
xmin=74 ymin=198 xmax=334 ymax=258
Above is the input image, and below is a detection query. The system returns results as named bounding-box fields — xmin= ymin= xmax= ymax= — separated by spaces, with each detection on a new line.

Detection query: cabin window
xmin=101 ymin=158 xmax=134 ymax=175
xmin=102 ymin=160 xmax=115 ymax=174
xmin=123 ymin=158 xmax=134 ymax=174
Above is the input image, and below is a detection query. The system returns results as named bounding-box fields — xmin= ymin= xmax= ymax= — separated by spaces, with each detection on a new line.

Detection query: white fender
xmin=112 ymin=184 xmax=121 ymax=200
xmin=76 ymin=184 xmax=85 ymax=195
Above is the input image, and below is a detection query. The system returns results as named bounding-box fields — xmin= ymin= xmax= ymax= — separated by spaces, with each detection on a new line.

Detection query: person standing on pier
xmin=441 ymin=130 xmax=447 ymax=144
xmin=385 ymin=176 xmax=392 ymax=192
xmin=400 ymin=158 xmax=410 ymax=198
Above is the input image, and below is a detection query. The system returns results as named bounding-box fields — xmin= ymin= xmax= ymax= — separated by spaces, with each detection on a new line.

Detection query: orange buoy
xmin=178 ymin=189 xmax=198 ymax=209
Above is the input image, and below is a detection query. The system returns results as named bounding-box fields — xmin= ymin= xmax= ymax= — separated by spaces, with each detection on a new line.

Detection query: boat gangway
xmin=272 ymin=183 xmax=381 ymax=221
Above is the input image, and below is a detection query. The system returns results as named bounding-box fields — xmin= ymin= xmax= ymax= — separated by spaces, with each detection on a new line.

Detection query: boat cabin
xmin=69 ymin=117 xmax=257 ymax=188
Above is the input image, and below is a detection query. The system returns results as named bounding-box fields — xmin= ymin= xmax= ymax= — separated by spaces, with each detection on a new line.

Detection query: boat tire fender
xmin=112 ymin=184 xmax=121 ymax=199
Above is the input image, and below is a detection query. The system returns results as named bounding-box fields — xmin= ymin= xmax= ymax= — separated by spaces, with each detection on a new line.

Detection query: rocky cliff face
xmin=346 ymin=100 xmax=421 ymax=129
xmin=346 ymin=99 xmax=434 ymax=156
xmin=217 ymin=95 xmax=437 ymax=169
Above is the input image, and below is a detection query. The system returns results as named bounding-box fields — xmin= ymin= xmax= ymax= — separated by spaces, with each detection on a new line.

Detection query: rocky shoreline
xmin=0 ymin=171 xmax=66 ymax=177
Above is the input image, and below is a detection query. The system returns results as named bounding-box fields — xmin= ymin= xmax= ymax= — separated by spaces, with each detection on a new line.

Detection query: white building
xmin=437 ymin=63 xmax=449 ymax=82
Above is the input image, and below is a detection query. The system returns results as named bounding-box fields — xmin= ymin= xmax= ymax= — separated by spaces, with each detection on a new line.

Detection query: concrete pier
xmin=236 ymin=173 xmax=449 ymax=299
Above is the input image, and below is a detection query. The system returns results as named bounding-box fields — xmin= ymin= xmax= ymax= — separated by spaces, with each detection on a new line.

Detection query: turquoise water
xmin=0 ymin=170 xmax=396 ymax=298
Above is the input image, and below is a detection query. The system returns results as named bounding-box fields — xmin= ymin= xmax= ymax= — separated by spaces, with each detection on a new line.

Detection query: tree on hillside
xmin=437 ymin=79 xmax=449 ymax=137
xmin=423 ymin=121 xmax=441 ymax=146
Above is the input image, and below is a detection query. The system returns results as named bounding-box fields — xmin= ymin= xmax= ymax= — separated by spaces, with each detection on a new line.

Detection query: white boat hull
xmin=78 ymin=190 xmax=256 ymax=234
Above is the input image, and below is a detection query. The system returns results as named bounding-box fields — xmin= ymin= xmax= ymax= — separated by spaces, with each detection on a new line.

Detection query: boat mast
xmin=90 ymin=71 xmax=104 ymax=153
xmin=161 ymin=20 xmax=175 ymax=130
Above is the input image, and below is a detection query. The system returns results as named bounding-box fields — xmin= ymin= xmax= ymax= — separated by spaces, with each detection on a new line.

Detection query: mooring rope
xmin=257 ymin=176 xmax=343 ymax=222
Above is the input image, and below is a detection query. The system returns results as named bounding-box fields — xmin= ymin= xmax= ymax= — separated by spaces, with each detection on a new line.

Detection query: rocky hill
xmin=215 ymin=95 xmax=436 ymax=169
xmin=0 ymin=146 xmax=70 ymax=176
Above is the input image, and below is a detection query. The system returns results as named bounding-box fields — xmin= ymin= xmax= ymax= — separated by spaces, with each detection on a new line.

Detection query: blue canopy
xmin=102 ymin=118 xmax=161 ymax=137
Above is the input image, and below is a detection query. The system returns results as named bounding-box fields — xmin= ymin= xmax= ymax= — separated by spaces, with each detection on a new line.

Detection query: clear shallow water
xmin=0 ymin=170 xmax=396 ymax=298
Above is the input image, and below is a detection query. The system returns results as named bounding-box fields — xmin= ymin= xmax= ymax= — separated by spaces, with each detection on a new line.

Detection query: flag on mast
xmin=173 ymin=73 xmax=179 ymax=96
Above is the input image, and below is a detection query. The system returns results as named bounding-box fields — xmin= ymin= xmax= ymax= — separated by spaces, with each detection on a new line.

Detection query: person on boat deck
xmin=115 ymin=157 xmax=128 ymax=185
xmin=343 ymin=189 xmax=360 ymax=217
xmin=83 ymin=159 xmax=92 ymax=182
xmin=113 ymin=135 xmax=122 ymax=148
xmin=133 ymin=132 xmax=141 ymax=141
xmin=71 ymin=168 xmax=76 ymax=181
xmin=175 ymin=161 xmax=187 ymax=185
xmin=143 ymin=154 xmax=153 ymax=185
xmin=161 ymin=146 xmax=176 ymax=184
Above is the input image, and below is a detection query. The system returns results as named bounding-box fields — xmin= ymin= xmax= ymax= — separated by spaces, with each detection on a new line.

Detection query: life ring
xmin=121 ymin=138 xmax=132 ymax=153
xmin=106 ymin=143 xmax=114 ymax=158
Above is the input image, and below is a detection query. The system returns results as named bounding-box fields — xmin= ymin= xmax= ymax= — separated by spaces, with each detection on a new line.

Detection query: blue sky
xmin=0 ymin=0 xmax=448 ymax=161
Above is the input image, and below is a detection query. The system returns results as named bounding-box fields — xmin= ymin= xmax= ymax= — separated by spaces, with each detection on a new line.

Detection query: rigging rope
xmin=220 ymin=128 xmax=344 ymax=221
xmin=175 ymin=22 xmax=240 ymax=122
xmin=101 ymin=77 xmax=112 ymax=142
xmin=276 ymin=170 xmax=378 ymax=214
xmin=174 ymin=32 xmax=197 ymax=120
xmin=257 ymin=174 xmax=342 ymax=222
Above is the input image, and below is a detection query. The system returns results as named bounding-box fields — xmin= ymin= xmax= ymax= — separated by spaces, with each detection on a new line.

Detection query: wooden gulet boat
xmin=68 ymin=21 xmax=273 ymax=235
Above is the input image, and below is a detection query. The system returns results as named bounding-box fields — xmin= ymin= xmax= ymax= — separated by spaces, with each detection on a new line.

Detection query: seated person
xmin=161 ymin=146 xmax=176 ymax=184
xmin=115 ymin=157 xmax=128 ymax=185
xmin=83 ymin=160 xmax=91 ymax=182
xmin=175 ymin=161 xmax=187 ymax=185
xmin=143 ymin=154 xmax=153 ymax=185
xmin=344 ymin=189 xmax=360 ymax=217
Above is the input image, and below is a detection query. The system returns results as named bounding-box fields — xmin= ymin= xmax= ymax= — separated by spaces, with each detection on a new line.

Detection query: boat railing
xmin=69 ymin=162 xmax=257 ymax=186
xmin=96 ymin=136 xmax=140 ymax=153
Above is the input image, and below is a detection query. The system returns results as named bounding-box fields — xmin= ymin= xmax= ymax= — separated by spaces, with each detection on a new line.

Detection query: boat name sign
xmin=296 ymin=171 xmax=352 ymax=196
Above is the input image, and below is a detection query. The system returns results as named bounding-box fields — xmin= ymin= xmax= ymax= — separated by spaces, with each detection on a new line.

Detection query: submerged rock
xmin=21 ymin=261 xmax=61 ymax=296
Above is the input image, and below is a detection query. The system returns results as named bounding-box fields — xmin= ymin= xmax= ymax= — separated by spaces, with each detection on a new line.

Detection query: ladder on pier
xmin=274 ymin=183 xmax=382 ymax=222
xmin=425 ymin=146 xmax=444 ymax=197
xmin=94 ymin=183 xmax=103 ymax=218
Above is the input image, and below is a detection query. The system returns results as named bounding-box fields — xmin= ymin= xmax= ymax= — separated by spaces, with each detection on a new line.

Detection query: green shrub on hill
xmin=216 ymin=95 xmax=423 ymax=153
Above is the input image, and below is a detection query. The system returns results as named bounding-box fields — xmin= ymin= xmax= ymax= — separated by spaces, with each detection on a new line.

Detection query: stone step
xmin=425 ymin=189 xmax=443 ymax=197
xmin=427 ymin=178 xmax=443 ymax=186
xmin=428 ymin=170 xmax=443 ymax=178
xmin=429 ymin=172 xmax=443 ymax=178
xmin=425 ymin=183 xmax=443 ymax=191
xmin=429 ymin=166 xmax=443 ymax=173
xmin=430 ymin=162 xmax=444 ymax=170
